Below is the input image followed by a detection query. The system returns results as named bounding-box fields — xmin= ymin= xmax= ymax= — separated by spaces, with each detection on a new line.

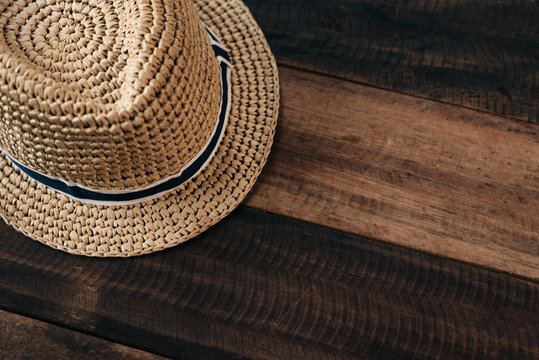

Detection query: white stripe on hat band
xmin=1 ymin=22 xmax=232 ymax=206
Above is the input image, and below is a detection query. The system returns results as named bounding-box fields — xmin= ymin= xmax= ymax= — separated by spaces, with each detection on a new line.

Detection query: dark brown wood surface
xmin=246 ymin=67 xmax=539 ymax=279
xmin=0 ymin=310 xmax=167 ymax=360
xmin=1 ymin=208 xmax=538 ymax=359
xmin=244 ymin=0 xmax=539 ymax=123
xmin=1 ymin=0 xmax=538 ymax=359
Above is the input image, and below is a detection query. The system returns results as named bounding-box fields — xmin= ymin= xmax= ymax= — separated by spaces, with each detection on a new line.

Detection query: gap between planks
xmin=0 ymin=309 xmax=168 ymax=360
xmin=244 ymin=0 xmax=538 ymax=123
xmin=0 ymin=208 xmax=537 ymax=359
xmin=245 ymin=65 xmax=539 ymax=279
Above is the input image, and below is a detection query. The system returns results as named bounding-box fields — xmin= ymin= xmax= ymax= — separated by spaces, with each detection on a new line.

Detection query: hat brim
xmin=0 ymin=0 xmax=279 ymax=256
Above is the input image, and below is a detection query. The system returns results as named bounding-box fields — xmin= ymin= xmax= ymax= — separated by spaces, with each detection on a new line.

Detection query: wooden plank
xmin=0 ymin=207 xmax=538 ymax=359
xmin=245 ymin=66 xmax=539 ymax=279
xmin=244 ymin=0 xmax=539 ymax=123
xmin=0 ymin=310 xmax=167 ymax=360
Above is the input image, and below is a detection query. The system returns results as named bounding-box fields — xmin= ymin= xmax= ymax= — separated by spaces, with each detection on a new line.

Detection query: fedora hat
xmin=0 ymin=0 xmax=279 ymax=256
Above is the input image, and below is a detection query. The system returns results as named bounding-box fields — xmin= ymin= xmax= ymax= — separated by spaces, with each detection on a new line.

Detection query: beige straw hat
xmin=0 ymin=0 xmax=279 ymax=256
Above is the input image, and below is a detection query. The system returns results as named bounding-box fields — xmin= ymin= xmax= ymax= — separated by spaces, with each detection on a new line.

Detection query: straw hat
xmin=0 ymin=0 xmax=279 ymax=256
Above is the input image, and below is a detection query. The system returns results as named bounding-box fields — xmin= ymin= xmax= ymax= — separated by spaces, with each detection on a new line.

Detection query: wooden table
xmin=1 ymin=1 xmax=538 ymax=359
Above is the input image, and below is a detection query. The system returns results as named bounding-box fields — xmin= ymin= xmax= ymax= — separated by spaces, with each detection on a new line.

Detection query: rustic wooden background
xmin=1 ymin=0 xmax=538 ymax=359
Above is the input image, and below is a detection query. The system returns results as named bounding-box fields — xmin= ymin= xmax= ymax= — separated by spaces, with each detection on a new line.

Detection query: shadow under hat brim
xmin=0 ymin=0 xmax=279 ymax=256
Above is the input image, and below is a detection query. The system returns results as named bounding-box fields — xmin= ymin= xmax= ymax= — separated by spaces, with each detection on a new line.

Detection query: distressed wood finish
xmin=244 ymin=0 xmax=539 ymax=123
xmin=246 ymin=67 xmax=539 ymax=279
xmin=0 ymin=208 xmax=538 ymax=359
xmin=0 ymin=310 xmax=167 ymax=359
xmin=1 ymin=1 xmax=538 ymax=358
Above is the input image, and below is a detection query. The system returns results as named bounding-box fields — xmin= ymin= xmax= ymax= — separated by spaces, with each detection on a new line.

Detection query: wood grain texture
xmin=244 ymin=0 xmax=539 ymax=123
xmin=1 ymin=208 xmax=538 ymax=359
xmin=0 ymin=310 xmax=167 ymax=360
xmin=245 ymin=66 xmax=539 ymax=279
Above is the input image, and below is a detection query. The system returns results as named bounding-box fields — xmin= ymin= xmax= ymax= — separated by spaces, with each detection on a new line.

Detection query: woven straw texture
xmin=0 ymin=0 xmax=279 ymax=256
xmin=1 ymin=0 xmax=221 ymax=190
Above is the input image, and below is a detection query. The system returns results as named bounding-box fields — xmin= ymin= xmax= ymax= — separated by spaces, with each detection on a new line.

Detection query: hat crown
xmin=0 ymin=0 xmax=222 ymax=190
